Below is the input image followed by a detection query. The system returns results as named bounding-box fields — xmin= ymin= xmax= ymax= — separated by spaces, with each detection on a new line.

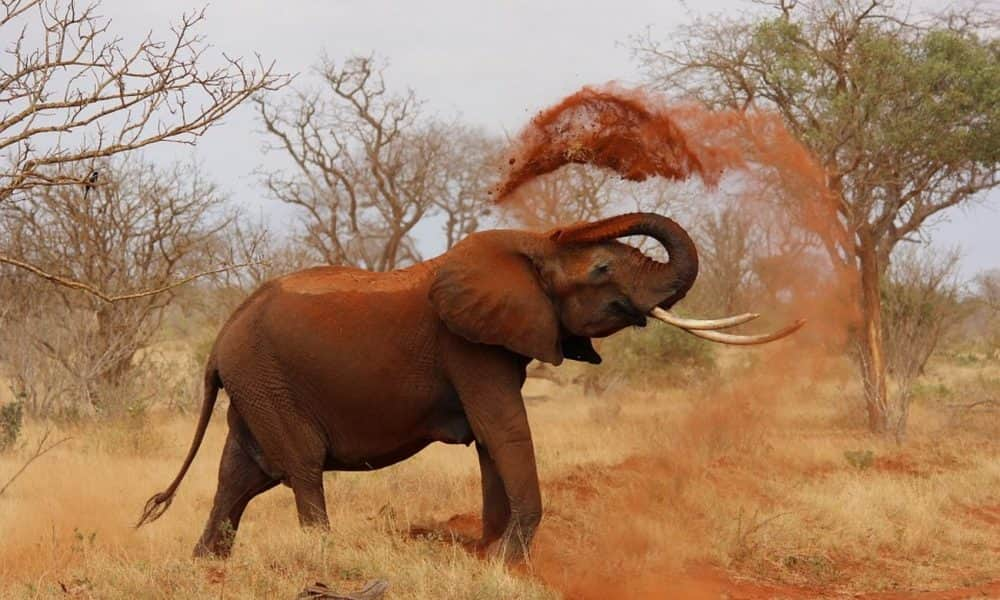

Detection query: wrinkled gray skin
xmin=138 ymin=212 xmax=698 ymax=561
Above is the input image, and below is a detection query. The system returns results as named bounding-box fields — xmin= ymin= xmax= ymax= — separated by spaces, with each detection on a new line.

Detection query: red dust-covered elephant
xmin=137 ymin=212 xmax=799 ymax=560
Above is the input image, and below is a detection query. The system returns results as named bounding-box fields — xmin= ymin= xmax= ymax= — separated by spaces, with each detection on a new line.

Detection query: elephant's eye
xmin=591 ymin=262 xmax=611 ymax=277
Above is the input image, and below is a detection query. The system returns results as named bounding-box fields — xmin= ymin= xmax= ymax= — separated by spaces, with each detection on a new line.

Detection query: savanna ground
xmin=2 ymin=347 xmax=999 ymax=599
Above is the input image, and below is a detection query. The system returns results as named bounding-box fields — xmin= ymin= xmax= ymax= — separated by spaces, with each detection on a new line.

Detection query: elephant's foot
xmin=483 ymin=517 xmax=539 ymax=563
xmin=193 ymin=519 xmax=237 ymax=559
xmin=192 ymin=540 xmax=232 ymax=560
xmin=484 ymin=536 xmax=530 ymax=563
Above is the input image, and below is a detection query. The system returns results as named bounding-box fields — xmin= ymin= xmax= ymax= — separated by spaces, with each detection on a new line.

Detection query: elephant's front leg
xmin=476 ymin=441 xmax=511 ymax=546
xmin=481 ymin=422 xmax=542 ymax=562
xmin=451 ymin=348 xmax=542 ymax=562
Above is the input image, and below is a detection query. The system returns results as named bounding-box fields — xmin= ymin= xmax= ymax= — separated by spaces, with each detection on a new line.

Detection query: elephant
xmin=137 ymin=212 xmax=799 ymax=560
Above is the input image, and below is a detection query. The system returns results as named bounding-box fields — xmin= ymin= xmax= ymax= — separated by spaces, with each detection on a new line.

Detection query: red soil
xmin=409 ymin=457 xmax=1000 ymax=599
xmin=965 ymin=504 xmax=1000 ymax=528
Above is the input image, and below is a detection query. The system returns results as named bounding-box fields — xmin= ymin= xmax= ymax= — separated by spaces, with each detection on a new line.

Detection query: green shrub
xmin=844 ymin=449 xmax=875 ymax=470
xmin=0 ymin=399 xmax=25 ymax=452
xmin=579 ymin=324 xmax=717 ymax=392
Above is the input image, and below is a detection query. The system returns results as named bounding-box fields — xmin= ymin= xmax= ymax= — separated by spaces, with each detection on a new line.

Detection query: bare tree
xmin=688 ymin=206 xmax=758 ymax=315
xmin=216 ymin=215 xmax=314 ymax=291
xmin=0 ymin=0 xmax=287 ymax=297
xmin=437 ymin=127 xmax=497 ymax=249
xmin=0 ymin=158 xmax=233 ymax=414
xmin=257 ymin=55 xmax=496 ymax=271
xmin=972 ymin=269 xmax=1000 ymax=357
xmin=634 ymin=0 xmax=1000 ymax=435
xmin=977 ymin=270 xmax=1000 ymax=315
xmin=881 ymin=245 xmax=964 ymax=428
xmin=504 ymin=164 xmax=618 ymax=230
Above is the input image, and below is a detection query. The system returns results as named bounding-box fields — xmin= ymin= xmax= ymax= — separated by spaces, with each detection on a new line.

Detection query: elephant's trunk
xmin=551 ymin=212 xmax=699 ymax=309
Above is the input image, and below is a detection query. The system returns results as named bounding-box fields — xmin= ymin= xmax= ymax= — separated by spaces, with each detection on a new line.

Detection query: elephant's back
xmin=277 ymin=264 xmax=433 ymax=296
xmin=217 ymin=262 xmax=442 ymax=389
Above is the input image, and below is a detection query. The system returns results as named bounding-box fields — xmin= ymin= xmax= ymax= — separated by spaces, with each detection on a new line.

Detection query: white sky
xmin=96 ymin=0 xmax=999 ymax=281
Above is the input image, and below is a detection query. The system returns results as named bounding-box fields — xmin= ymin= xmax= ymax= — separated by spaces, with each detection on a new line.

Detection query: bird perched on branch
xmin=83 ymin=169 xmax=99 ymax=200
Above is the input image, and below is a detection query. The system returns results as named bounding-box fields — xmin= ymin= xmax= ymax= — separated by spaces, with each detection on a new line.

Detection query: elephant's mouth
xmin=609 ymin=299 xmax=647 ymax=328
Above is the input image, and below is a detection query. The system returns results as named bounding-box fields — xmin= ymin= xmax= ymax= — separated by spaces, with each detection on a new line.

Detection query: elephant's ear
xmin=430 ymin=236 xmax=563 ymax=365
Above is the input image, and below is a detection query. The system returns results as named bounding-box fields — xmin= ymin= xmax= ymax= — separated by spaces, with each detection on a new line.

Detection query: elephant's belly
xmin=321 ymin=408 xmax=475 ymax=472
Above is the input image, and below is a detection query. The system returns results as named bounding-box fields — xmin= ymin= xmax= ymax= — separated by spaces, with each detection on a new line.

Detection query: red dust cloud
xmin=488 ymin=85 xmax=867 ymax=597
xmin=492 ymin=86 xmax=714 ymax=200
xmin=494 ymin=84 xmax=858 ymax=349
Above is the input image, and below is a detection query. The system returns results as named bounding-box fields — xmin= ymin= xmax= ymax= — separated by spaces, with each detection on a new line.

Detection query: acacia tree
xmin=635 ymin=0 xmax=1000 ymax=435
xmin=257 ymin=55 xmax=496 ymax=271
xmin=0 ymin=0 xmax=287 ymax=298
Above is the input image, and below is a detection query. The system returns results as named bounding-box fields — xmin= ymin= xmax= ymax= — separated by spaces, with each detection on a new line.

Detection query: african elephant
xmin=137 ymin=212 xmax=798 ymax=560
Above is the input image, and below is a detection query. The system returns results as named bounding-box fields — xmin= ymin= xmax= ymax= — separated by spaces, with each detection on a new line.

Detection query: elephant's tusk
xmin=650 ymin=308 xmax=806 ymax=346
xmin=649 ymin=307 xmax=760 ymax=330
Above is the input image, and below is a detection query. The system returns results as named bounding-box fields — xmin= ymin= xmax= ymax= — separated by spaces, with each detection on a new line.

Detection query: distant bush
xmin=909 ymin=381 xmax=952 ymax=402
xmin=843 ymin=449 xmax=874 ymax=470
xmin=0 ymin=399 xmax=25 ymax=452
xmin=579 ymin=324 xmax=717 ymax=393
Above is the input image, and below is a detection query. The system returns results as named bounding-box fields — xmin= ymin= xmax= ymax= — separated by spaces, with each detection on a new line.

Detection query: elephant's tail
xmin=136 ymin=358 xmax=221 ymax=528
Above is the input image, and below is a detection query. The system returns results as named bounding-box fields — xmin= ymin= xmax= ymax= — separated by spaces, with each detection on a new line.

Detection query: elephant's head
xmin=431 ymin=212 xmax=802 ymax=365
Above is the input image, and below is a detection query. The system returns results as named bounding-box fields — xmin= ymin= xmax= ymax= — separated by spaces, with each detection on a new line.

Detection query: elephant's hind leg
xmin=194 ymin=425 xmax=278 ymax=558
xmin=289 ymin=469 xmax=329 ymax=529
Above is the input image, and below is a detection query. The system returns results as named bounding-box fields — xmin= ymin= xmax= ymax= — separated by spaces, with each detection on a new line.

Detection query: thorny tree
xmin=256 ymin=55 xmax=496 ymax=271
xmin=0 ymin=159 xmax=233 ymax=414
xmin=635 ymin=0 xmax=1000 ymax=436
xmin=0 ymin=0 xmax=287 ymax=299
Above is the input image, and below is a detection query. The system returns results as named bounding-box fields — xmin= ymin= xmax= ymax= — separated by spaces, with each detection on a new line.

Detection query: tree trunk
xmin=855 ymin=233 xmax=907 ymax=438
xmin=95 ymin=306 xmax=133 ymax=394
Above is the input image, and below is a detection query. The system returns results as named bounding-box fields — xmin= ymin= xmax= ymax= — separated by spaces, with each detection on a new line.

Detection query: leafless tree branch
xmin=0 ymin=429 xmax=72 ymax=498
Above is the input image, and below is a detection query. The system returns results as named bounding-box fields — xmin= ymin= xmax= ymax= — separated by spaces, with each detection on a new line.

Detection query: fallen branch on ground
xmin=947 ymin=399 xmax=999 ymax=411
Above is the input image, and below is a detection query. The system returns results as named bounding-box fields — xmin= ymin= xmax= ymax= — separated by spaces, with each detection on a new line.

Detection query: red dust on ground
xmin=413 ymin=474 xmax=1000 ymax=599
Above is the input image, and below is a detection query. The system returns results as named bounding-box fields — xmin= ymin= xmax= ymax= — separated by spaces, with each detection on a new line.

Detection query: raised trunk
xmin=552 ymin=212 xmax=699 ymax=308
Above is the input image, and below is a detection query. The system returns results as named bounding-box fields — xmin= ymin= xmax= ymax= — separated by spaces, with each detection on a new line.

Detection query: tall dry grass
xmin=1 ymin=350 xmax=999 ymax=599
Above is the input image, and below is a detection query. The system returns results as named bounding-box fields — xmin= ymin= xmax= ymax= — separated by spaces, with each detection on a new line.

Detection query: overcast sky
xmin=97 ymin=0 xmax=998 ymax=281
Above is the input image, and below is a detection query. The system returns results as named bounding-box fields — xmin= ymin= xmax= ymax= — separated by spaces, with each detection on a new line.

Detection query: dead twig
xmin=947 ymin=400 xmax=999 ymax=411
xmin=0 ymin=429 xmax=72 ymax=498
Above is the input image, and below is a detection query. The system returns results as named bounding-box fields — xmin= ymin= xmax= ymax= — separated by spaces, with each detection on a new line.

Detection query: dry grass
xmin=2 ymin=350 xmax=999 ymax=599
